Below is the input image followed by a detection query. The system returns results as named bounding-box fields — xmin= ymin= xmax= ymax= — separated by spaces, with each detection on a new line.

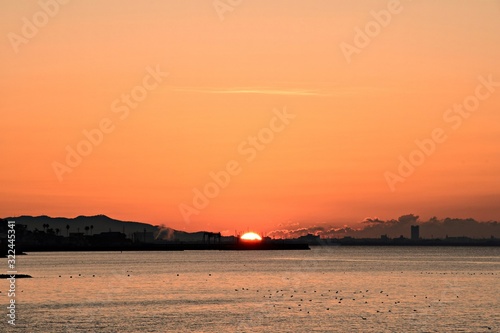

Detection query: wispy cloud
xmin=166 ymin=85 xmax=419 ymax=97
xmin=169 ymin=86 xmax=332 ymax=96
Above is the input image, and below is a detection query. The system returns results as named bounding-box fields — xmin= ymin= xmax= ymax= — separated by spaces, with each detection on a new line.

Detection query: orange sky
xmin=1 ymin=0 xmax=499 ymax=234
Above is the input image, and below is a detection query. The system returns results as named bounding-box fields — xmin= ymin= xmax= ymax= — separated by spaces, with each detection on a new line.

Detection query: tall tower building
xmin=411 ymin=225 xmax=420 ymax=240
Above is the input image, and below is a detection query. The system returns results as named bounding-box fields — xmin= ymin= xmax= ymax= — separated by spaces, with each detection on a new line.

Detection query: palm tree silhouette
xmin=55 ymin=228 xmax=60 ymax=236
xmin=90 ymin=225 xmax=94 ymax=235
xmin=85 ymin=226 xmax=90 ymax=235
xmin=66 ymin=224 xmax=70 ymax=236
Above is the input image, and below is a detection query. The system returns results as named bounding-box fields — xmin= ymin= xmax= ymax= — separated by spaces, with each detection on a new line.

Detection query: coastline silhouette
xmin=1 ymin=214 xmax=498 ymax=256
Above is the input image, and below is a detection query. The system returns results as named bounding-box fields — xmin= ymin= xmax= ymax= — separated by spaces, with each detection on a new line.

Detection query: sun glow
xmin=240 ymin=232 xmax=262 ymax=241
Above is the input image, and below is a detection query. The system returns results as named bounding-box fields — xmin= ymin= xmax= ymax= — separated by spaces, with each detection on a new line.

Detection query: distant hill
xmin=1 ymin=215 xmax=226 ymax=243
xmin=3 ymin=215 xmax=158 ymax=236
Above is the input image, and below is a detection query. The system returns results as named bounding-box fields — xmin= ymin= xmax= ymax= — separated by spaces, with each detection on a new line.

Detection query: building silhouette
xmin=411 ymin=225 xmax=420 ymax=240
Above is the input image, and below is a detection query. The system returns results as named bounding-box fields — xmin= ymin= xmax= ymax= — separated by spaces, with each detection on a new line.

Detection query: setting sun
xmin=240 ymin=232 xmax=262 ymax=241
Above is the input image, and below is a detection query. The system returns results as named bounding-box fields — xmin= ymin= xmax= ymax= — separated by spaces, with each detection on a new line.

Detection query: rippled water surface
xmin=1 ymin=247 xmax=499 ymax=332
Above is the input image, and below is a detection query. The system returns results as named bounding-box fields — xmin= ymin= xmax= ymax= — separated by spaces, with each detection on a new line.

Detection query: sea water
xmin=1 ymin=247 xmax=498 ymax=332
